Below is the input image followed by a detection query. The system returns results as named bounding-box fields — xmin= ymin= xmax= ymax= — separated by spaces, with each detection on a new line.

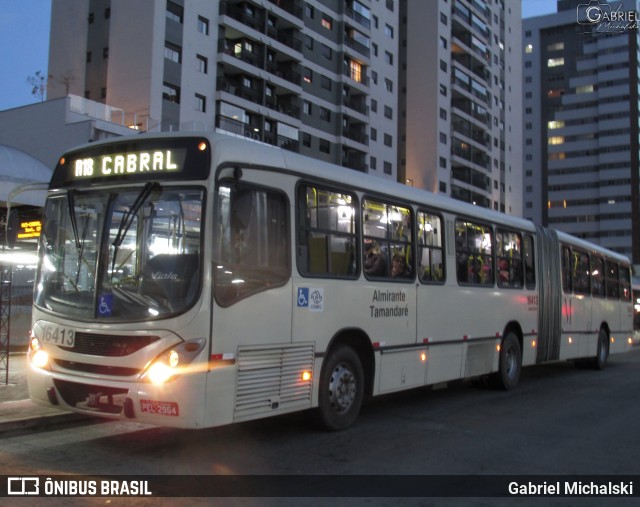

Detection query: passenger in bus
xmin=499 ymin=259 xmax=510 ymax=285
xmin=391 ymin=253 xmax=410 ymax=278
xmin=364 ymin=240 xmax=386 ymax=276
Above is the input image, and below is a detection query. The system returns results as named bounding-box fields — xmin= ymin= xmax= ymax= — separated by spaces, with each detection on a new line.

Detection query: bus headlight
xmin=142 ymin=338 xmax=206 ymax=385
xmin=29 ymin=337 xmax=50 ymax=369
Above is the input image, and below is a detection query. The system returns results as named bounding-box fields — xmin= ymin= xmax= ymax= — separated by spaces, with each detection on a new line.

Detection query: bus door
xmin=561 ymin=247 xmax=592 ymax=360
xmin=211 ymin=180 xmax=296 ymax=424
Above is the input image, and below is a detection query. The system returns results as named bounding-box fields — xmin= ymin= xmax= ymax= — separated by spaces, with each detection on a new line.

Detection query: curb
xmin=0 ymin=399 xmax=92 ymax=435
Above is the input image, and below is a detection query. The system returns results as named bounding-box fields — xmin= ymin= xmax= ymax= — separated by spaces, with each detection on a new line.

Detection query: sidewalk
xmin=0 ymin=352 xmax=87 ymax=433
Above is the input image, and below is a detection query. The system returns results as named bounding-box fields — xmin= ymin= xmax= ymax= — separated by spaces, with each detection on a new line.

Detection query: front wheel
xmin=490 ymin=332 xmax=522 ymax=390
xmin=317 ymin=346 xmax=364 ymax=431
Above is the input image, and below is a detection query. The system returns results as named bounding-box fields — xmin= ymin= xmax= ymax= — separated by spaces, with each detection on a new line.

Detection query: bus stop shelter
xmin=0 ymin=144 xmax=51 ymax=384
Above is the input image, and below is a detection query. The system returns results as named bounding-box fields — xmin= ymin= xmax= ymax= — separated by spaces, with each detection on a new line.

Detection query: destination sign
xmin=17 ymin=220 xmax=42 ymax=240
xmin=72 ymin=149 xmax=183 ymax=179
xmin=50 ymin=137 xmax=211 ymax=188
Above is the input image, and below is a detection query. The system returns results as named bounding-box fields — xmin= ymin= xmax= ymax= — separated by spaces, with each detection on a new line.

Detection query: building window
xmin=196 ymin=54 xmax=208 ymax=74
xmin=322 ymin=15 xmax=333 ymax=30
xmin=303 ymin=67 xmax=312 ymax=84
xmin=439 ymin=157 xmax=446 ymax=168
xmin=195 ymin=94 xmax=206 ymax=112
xmin=385 ymin=24 xmax=394 ymax=38
xmin=197 ymin=16 xmax=209 ymax=35
xmin=166 ymin=1 xmax=183 ymax=23
xmin=86 ymin=51 xmax=92 ymax=63
xmin=103 ymin=47 xmax=109 ymax=59
xmin=305 ymin=5 xmax=314 ymax=19
xmin=370 ymin=156 xmax=377 ymax=170
xmin=303 ymin=133 xmax=311 ymax=147
xmin=385 ymin=51 xmax=394 ymax=65
xmin=547 ymin=57 xmax=564 ymax=67
xmin=383 ymin=161 xmax=392 ymax=174
xmin=385 ymin=78 xmax=393 ymax=92
xmin=371 ymin=128 xmax=377 ymax=141
xmin=371 ymin=99 xmax=377 ymax=113
xmin=163 ymin=83 xmax=180 ymax=103
xmin=165 ymin=42 xmax=182 ymax=63
xmin=320 ymin=107 xmax=331 ymax=122
xmin=348 ymin=59 xmax=362 ymax=83
xmin=321 ymin=75 xmax=332 ymax=91
xmin=303 ymin=101 xmax=312 ymax=115
xmin=319 ymin=139 xmax=331 ymax=153
xmin=304 ymin=35 xmax=314 ymax=50
xmin=384 ymin=133 xmax=392 ymax=147
xmin=321 ymin=43 xmax=332 ymax=60
xmin=384 ymin=105 xmax=393 ymax=119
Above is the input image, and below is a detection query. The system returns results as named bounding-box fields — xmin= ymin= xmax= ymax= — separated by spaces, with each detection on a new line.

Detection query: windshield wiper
xmin=67 ymin=189 xmax=81 ymax=250
xmin=111 ymin=182 xmax=159 ymax=278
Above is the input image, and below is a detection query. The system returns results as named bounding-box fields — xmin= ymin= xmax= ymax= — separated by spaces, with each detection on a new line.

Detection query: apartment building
xmin=523 ymin=0 xmax=640 ymax=263
xmin=47 ymin=0 xmax=399 ymax=180
xmin=399 ymin=0 xmax=523 ymax=214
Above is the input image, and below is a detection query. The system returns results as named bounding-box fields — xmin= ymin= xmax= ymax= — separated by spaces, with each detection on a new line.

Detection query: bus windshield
xmin=34 ymin=185 xmax=204 ymax=321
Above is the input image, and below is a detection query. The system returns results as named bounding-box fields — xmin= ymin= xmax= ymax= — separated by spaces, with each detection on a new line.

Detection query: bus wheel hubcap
xmin=329 ymin=364 xmax=356 ymax=412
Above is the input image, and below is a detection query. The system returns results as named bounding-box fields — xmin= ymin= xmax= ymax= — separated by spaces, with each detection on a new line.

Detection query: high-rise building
xmin=399 ymin=0 xmax=523 ymax=215
xmin=47 ymin=0 xmax=523 ymax=214
xmin=523 ymin=0 xmax=640 ymax=264
xmin=47 ymin=0 xmax=399 ymax=180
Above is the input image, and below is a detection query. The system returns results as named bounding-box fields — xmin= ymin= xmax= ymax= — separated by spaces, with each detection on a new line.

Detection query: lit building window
xmin=525 ymin=44 xmax=533 ymax=53
xmin=547 ymin=57 xmax=564 ymax=67
xmin=548 ymin=120 xmax=565 ymax=129
xmin=548 ymin=136 xmax=564 ymax=145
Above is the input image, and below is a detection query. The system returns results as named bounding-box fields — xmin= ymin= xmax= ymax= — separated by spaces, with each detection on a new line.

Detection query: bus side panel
xmin=418 ymin=284 xmax=463 ymax=385
xmin=560 ymin=291 xmax=592 ymax=360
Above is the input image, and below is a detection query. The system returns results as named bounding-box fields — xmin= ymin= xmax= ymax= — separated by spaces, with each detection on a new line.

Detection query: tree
xmin=26 ymin=71 xmax=48 ymax=102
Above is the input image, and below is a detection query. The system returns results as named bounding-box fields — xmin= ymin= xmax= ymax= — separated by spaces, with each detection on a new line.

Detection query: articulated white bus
xmin=27 ymin=133 xmax=634 ymax=430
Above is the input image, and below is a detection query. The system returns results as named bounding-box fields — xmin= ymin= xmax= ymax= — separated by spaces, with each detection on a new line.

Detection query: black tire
xmin=317 ymin=345 xmax=364 ymax=431
xmin=491 ymin=332 xmax=522 ymax=390
xmin=591 ymin=328 xmax=609 ymax=371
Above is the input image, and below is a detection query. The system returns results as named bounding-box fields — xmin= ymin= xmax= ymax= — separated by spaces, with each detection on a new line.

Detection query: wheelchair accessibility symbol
xmin=297 ymin=288 xmax=309 ymax=307
xmin=98 ymin=294 xmax=113 ymax=317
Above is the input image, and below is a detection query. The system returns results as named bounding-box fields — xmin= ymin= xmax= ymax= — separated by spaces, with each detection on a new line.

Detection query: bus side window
xmin=605 ymin=260 xmax=619 ymax=299
xmin=524 ymin=234 xmax=536 ymax=289
xmin=362 ymin=198 xmax=414 ymax=281
xmin=297 ymin=184 xmax=357 ymax=278
xmin=455 ymin=219 xmax=493 ymax=286
xmin=418 ymin=210 xmax=445 ymax=284
xmin=561 ymin=246 xmax=572 ymax=293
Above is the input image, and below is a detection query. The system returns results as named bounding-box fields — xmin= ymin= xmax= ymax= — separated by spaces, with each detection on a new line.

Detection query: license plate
xmin=41 ymin=324 xmax=75 ymax=348
xmin=140 ymin=399 xmax=179 ymax=417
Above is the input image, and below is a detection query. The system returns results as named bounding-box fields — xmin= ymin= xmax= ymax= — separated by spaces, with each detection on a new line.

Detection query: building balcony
xmin=216 ymin=114 xmax=300 ymax=152
xmin=267 ymin=0 xmax=304 ymax=20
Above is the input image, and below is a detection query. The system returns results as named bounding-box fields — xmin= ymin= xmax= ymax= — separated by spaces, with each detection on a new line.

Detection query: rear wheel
xmin=317 ymin=346 xmax=364 ymax=431
xmin=491 ymin=332 xmax=522 ymax=390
